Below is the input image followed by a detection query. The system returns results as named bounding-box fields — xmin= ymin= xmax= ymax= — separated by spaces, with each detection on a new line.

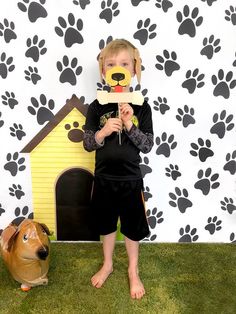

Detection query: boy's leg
xmin=125 ymin=236 xmax=145 ymax=299
xmin=91 ymin=231 xmax=116 ymax=288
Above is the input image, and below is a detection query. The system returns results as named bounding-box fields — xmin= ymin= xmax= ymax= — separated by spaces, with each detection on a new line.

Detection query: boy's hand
xmin=96 ymin=118 xmax=122 ymax=143
xmin=120 ymin=103 xmax=133 ymax=131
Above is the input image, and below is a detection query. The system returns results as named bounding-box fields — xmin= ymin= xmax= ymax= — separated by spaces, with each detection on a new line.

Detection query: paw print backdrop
xmin=0 ymin=0 xmax=235 ymax=242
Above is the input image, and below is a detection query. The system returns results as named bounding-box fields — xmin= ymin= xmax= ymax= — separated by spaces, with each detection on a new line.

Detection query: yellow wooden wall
xmin=30 ymin=108 xmax=95 ymax=238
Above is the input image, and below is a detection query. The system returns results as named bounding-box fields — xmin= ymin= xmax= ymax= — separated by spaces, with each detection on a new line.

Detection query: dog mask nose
xmin=37 ymin=246 xmax=49 ymax=260
xmin=111 ymin=72 xmax=125 ymax=82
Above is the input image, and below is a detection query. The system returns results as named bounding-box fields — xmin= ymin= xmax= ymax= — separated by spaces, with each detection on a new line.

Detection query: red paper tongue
xmin=114 ymin=85 xmax=123 ymax=93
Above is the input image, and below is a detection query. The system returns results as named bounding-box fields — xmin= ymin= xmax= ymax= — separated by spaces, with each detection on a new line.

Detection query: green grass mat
xmin=0 ymin=243 xmax=236 ymax=314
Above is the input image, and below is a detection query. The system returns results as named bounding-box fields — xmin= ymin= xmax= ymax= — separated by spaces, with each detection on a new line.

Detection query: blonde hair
xmin=98 ymin=39 xmax=142 ymax=84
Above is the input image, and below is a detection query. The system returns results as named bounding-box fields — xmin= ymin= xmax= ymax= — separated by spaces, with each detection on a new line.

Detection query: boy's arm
xmin=125 ymin=102 xmax=154 ymax=154
xmin=83 ymin=101 xmax=104 ymax=152
xmin=83 ymin=130 xmax=104 ymax=152
xmin=125 ymin=125 xmax=154 ymax=154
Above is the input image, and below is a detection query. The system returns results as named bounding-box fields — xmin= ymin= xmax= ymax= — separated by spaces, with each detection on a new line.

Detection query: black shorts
xmin=91 ymin=176 xmax=150 ymax=241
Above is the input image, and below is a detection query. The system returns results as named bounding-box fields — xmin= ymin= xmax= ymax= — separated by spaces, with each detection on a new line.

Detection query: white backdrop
xmin=0 ymin=0 xmax=235 ymax=242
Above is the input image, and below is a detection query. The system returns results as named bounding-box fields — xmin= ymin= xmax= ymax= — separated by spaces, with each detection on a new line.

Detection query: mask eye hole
xmin=23 ymin=234 xmax=28 ymax=242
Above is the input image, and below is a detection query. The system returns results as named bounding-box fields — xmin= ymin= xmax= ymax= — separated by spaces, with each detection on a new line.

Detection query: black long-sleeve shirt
xmin=83 ymin=99 xmax=154 ymax=180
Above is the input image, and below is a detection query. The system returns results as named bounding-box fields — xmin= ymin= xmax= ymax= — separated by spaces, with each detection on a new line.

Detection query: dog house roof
xmin=21 ymin=94 xmax=88 ymax=153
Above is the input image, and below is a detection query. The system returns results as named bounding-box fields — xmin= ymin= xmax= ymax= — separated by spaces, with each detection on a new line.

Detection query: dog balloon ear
xmin=134 ymin=48 xmax=142 ymax=84
xmin=1 ymin=224 xmax=19 ymax=252
xmin=40 ymin=223 xmax=52 ymax=236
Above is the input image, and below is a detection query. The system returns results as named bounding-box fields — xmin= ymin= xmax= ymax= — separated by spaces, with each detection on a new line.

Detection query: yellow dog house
xmin=21 ymin=95 xmax=99 ymax=241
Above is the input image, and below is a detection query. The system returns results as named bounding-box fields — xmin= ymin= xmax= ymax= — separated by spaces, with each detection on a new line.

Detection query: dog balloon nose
xmin=111 ymin=72 xmax=125 ymax=82
xmin=37 ymin=246 xmax=49 ymax=260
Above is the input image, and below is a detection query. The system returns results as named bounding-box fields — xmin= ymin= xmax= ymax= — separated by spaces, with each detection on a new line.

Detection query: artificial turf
xmin=0 ymin=243 xmax=236 ymax=313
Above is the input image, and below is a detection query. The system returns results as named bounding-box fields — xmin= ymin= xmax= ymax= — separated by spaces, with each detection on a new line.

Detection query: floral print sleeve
xmin=125 ymin=124 xmax=154 ymax=154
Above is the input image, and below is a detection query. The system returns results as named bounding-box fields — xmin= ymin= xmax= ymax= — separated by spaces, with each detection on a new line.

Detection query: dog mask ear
xmin=98 ymin=52 xmax=104 ymax=83
xmin=134 ymin=48 xmax=142 ymax=84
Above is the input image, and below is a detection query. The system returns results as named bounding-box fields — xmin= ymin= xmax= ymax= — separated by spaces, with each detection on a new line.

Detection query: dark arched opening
xmin=56 ymin=168 xmax=99 ymax=241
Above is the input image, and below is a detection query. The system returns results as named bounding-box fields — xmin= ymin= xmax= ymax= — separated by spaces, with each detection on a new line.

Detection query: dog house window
xmin=56 ymin=168 xmax=99 ymax=241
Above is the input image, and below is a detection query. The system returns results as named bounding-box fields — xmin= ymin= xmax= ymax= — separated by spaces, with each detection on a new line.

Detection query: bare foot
xmin=91 ymin=265 xmax=113 ymax=288
xmin=128 ymin=270 xmax=145 ymax=299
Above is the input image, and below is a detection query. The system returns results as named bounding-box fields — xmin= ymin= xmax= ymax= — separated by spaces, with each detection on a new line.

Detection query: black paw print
xmin=0 ymin=52 xmax=15 ymax=79
xmin=179 ymin=225 xmax=199 ymax=242
xmin=233 ymin=52 xmax=236 ymax=67
xmin=210 ymin=110 xmax=234 ymax=139
xmin=182 ymin=68 xmax=205 ymax=94
xmin=1 ymin=91 xmax=18 ymax=109
xmin=225 ymin=6 xmax=236 ymax=26
xmin=28 ymin=94 xmax=55 ymax=125
xmin=230 ymin=233 xmax=236 ymax=243
xmin=223 ymin=151 xmax=236 ymax=175
xmin=190 ymin=138 xmax=214 ymax=162
xmin=155 ymin=50 xmax=180 ymax=77
xmin=97 ymin=80 xmax=111 ymax=92
xmin=131 ymin=0 xmax=149 ymax=6
xmin=147 ymin=208 xmax=164 ymax=229
xmin=200 ymin=35 xmax=221 ymax=60
xmin=143 ymin=231 xmax=157 ymax=242
xmin=169 ymin=187 xmax=192 ymax=213
xmin=65 ymin=122 xmax=84 ymax=143
xmin=0 ymin=112 xmax=4 ymax=128
xmin=73 ymin=0 xmax=90 ymax=9
xmin=156 ymin=132 xmax=177 ymax=157
xmin=9 ymin=184 xmax=25 ymax=200
xmin=129 ymin=84 xmax=149 ymax=102
xmin=9 ymin=123 xmax=26 ymax=140
xmin=57 ymin=56 xmax=82 ymax=86
xmin=212 ymin=69 xmax=236 ymax=99
xmin=133 ymin=18 xmax=157 ymax=45
xmin=25 ymin=35 xmax=47 ymax=62
xmin=165 ymin=164 xmax=181 ymax=181
xmin=98 ymin=36 xmax=113 ymax=50
xmin=221 ymin=197 xmax=236 ymax=214
xmin=55 ymin=13 xmax=83 ymax=47
xmin=0 ymin=19 xmax=17 ymax=43
xmin=25 ymin=66 xmax=41 ymax=84
xmin=153 ymin=97 xmax=170 ymax=115
xmin=176 ymin=105 xmax=195 ymax=127
xmin=201 ymin=0 xmax=217 ymax=6
xmin=194 ymin=168 xmax=220 ymax=195
xmin=17 ymin=0 xmax=48 ymax=23
xmin=140 ymin=156 xmax=152 ymax=178
xmin=99 ymin=0 xmax=120 ymax=24
xmin=4 ymin=152 xmax=26 ymax=176
xmin=0 ymin=203 xmax=5 ymax=216
xmin=143 ymin=186 xmax=152 ymax=202
xmin=205 ymin=216 xmax=222 ymax=235
xmin=177 ymin=5 xmax=203 ymax=37
xmin=155 ymin=0 xmax=173 ymax=12
xmin=12 ymin=206 xmax=33 ymax=226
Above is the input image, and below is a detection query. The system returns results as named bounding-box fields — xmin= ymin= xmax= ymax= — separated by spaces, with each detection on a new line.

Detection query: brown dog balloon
xmin=0 ymin=219 xmax=51 ymax=291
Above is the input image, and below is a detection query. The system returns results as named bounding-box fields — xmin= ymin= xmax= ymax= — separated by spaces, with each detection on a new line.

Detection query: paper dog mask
xmin=97 ymin=65 xmax=144 ymax=106
xmin=0 ymin=219 xmax=51 ymax=291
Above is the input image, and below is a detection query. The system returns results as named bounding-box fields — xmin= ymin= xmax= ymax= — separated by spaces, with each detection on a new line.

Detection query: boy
xmin=83 ymin=39 xmax=153 ymax=299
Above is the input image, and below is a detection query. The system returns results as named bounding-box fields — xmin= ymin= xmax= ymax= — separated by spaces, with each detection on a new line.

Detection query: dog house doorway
xmin=56 ymin=168 xmax=99 ymax=241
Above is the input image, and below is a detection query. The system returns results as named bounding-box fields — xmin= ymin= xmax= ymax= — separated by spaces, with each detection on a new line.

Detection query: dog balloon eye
xmin=23 ymin=234 xmax=28 ymax=242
